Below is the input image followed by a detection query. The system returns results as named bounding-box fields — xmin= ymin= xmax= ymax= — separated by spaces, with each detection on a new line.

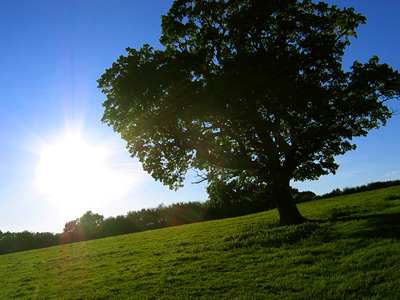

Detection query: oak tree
xmin=98 ymin=0 xmax=400 ymax=225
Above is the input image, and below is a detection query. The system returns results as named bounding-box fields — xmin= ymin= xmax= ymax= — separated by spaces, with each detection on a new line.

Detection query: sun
xmin=35 ymin=133 xmax=134 ymax=217
xmin=36 ymin=133 xmax=107 ymax=196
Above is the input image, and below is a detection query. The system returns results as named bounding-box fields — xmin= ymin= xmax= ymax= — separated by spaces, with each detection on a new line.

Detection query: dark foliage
xmin=204 ymin=178 xmax=275 ymax=219
xmin=98 ymin=0 xmax=400 ymax=225
xmin=0 ymin=231 xmax=60 ymax=255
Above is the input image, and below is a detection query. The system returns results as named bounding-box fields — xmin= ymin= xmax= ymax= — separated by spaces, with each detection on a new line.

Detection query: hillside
xmin=1 ymin=186 xmax=400 ymax=299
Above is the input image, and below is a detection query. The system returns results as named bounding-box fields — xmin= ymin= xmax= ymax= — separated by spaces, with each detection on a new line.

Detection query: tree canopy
xmin=98 ymin=0 xmax=400 ymax=225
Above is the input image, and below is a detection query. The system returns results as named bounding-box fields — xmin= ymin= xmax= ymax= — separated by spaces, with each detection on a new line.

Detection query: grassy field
xmin=1 ymin=186 xmax=400 ymax=299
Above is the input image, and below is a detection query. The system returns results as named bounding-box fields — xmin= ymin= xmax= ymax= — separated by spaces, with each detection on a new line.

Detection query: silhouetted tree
xmin=61 ymin=219 xmax=80 ymax=243
xmin=98 ymin=0 xmax=400 ymax=225
xmin=294 ymin=191 xmax=317 ymax=203
xmin=61 ymin=211 xmax=104 ymax=243
xmin=78 ymin=211 xmax=104 ymax=239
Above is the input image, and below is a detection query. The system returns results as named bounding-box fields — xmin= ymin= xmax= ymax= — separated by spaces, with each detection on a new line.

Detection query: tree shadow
xmin=339 ymin=213 xmax=400 ymax=239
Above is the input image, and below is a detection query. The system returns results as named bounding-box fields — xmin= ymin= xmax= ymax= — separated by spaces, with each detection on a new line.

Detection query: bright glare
xmin=35 ymin=133 xmax=136 ymax=217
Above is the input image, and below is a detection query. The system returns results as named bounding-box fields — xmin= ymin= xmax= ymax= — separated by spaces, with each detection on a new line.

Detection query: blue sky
xmin=0 ymin=0 xmax=399 ymax=233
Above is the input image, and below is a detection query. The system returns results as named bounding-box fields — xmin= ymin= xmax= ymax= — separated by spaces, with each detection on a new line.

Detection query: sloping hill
xmin=1 ymin=186 xmax=400 ymax=299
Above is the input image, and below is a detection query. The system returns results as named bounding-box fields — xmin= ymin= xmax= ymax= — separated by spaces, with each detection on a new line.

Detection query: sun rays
xmin=35 ymin=131 xmax=146 ymax=219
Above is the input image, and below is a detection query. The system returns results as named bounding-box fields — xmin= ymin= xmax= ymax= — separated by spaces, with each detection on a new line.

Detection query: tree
xmin=61 ymin=211 xmax=104 ymax=242
xmin=78 ymin=211 xmax=104 ymax=234
xmin=98 ymin=0 xmax=400 ymax=225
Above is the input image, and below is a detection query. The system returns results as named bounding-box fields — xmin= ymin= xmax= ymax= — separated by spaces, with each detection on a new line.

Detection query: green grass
xmin=1 ymin=186 xmax=400 ymax=299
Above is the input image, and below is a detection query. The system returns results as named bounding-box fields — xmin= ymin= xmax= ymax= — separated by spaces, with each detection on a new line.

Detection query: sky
xmin=0 ymin=0 xmax=399 ymax=233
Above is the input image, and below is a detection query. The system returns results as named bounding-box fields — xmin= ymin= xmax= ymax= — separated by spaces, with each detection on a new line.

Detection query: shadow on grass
xmin=340 ymin=213 xmax=400 ymax=239
xmin=217 ymin=221 xmax=332 ymax=250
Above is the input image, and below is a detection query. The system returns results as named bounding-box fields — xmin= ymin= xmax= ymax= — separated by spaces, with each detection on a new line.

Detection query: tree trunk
xmin=271 ymin=177 xmax=308 ymax=226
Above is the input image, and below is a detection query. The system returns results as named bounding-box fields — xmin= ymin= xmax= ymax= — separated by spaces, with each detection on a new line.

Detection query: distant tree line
xmin=0 ymin=231 xmax=60 ymax=255
xmin=1 ymin=179 xmax=399 ymax=255
xmin=314 ymin=179 xmax=400 ymax=200
xmin=0 ymin=202 xmax=209 ymax=255
xmin=60 ymin=202 xmax=208 ymax=244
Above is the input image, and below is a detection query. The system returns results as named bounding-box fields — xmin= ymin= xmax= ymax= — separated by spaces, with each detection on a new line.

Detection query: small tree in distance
xmin=98 ymin=0 xmax=400 ymax=225
xmin=61 ymin=211 xmax=104 ymax=242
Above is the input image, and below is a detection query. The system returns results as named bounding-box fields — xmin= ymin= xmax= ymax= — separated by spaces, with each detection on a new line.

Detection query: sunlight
xmin=35 ymin=133 xmax=138 ymax=218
